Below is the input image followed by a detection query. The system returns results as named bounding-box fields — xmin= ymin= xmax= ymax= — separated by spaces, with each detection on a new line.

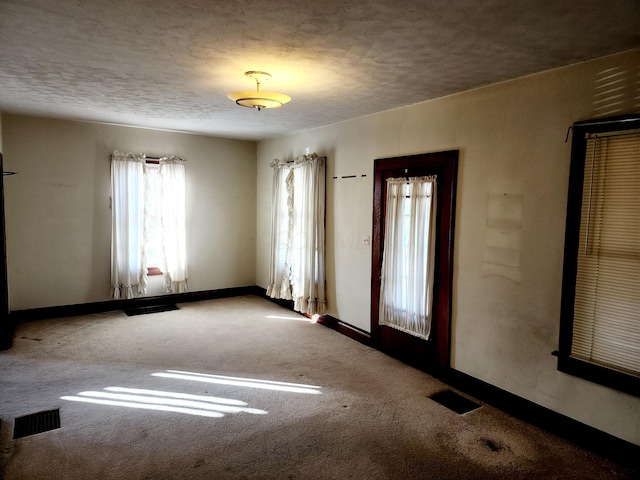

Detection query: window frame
xmin=558 ymin=114 xmax=640 ymax=397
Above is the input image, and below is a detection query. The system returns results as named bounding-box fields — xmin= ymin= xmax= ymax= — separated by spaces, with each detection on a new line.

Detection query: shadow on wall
xmin=592 ymin=65 xmax=640 ymax=117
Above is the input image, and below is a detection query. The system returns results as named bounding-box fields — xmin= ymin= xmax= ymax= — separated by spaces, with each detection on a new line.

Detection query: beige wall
xmin=256 ymin=49 xmax=640 ymax=444
xmin=2 ymin=115 xmax=257 ymax=310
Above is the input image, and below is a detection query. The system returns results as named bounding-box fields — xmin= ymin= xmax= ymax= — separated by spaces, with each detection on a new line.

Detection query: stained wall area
xmin=255 ymin=49 xmax=640 ymax=444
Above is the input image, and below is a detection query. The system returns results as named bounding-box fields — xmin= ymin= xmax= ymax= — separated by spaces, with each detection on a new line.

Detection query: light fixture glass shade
xmin=227 ymin=91 xmax=291 ymax=110
xmin=227 ymin=71 xmax=291 ymax=111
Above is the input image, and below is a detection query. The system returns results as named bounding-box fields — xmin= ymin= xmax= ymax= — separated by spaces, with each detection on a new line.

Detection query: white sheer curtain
xmin=267 ymin=153 xmax=326 ymax=315
xmin=379 ymin=176 xmax=437 ymax=339
xmin=266 ymin=162 xmax=294 ymax=300
xmin=159 ymin=157 xmax=188 ymax=293
xmin=111 ymin=151 xmax=146 ymax=299
xmin=290 ymin=154 xmax=326 ymax=314
xmin=111 ymin=151 xmax=188 ymax=298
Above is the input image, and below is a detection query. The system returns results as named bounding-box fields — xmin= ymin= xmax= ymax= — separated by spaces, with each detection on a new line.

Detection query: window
xmin=266 ymin=154 xmax=326 ymax=315
xmin=110 ymin=151 xmax=188 ymax=299
xmin=559 ymin=115 xmax=640 ymax=397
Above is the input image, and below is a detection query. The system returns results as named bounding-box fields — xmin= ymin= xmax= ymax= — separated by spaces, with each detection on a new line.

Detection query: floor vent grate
xmin=14 ymin=409 xmax=61 ymax=439
xmin=429 ymin=390 xmax=481 ymax=414
xmin=124 ymin=304 xmax=179 ymax=316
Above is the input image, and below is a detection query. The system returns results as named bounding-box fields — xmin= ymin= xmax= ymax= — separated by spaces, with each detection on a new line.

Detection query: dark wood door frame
xmin=371 ymin=150 xmax=458 ymax=371
xmin=0 ymin=153 xmax=12 ymax=350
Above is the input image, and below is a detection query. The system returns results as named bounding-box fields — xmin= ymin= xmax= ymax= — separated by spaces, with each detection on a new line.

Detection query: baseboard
xmin=315 ymin=315 xmax=371 ymax=346
xmin=253 ymin=287 xmax=296 ymax=311
xmin=439 ymin=368 xmax=639 ymax=471
xmin=9 ymin=285 xmax=261 ymax=323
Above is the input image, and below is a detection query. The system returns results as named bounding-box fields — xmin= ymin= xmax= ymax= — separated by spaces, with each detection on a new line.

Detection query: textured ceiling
xmin=1 ymin=0 xmax=639 ymax=141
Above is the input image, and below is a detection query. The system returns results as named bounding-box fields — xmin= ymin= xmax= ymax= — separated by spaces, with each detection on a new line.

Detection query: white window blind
xmin=571 ymin=130 xmax=640 ymax=376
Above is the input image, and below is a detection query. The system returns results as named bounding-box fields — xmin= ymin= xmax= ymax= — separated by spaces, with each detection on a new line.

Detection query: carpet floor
xmin=0 ymin=295 xmax=635 ymax=479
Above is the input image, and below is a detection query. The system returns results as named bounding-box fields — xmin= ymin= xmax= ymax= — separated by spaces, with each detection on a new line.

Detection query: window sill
xmin=557 ymin=354 xmax=639 ymax=397
xmin=147 ymin=267 xmax=163 ymax=276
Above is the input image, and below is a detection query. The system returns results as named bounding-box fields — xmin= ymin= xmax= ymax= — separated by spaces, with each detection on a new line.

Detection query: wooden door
xmin=371 ymin=151 xmax=458 ymax=372
xmin=0 ymin=153 xmax=11 ymax=350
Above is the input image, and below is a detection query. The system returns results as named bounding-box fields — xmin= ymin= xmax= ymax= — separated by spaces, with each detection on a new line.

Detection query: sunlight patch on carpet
xmin=153 ymin=370 xmax=323 ymax=394
xmin=60 ymin=371 xmax=321 ymax=419
xmin=61 ymin=386 xmax=267 ymax=418
xmin=266 ymin=314 xmax=314 ymax=322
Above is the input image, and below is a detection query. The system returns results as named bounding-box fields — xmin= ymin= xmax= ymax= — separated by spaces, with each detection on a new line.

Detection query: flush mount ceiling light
xmin=227 ymin=71 xmax=291 ymax=111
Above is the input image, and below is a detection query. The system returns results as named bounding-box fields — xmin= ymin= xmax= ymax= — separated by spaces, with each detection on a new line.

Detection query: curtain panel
xmin=159 ymin=157 xmax=189 ymax=294
xmin=379 ymin=176 xmax=437 ymax=339
xmin=111 ymin=151 xmax=146 ymax=299
xmin=266 ymin=163 xmax=294 ymax=300
xmin=267 ymin=154 xmax=326 ymax=315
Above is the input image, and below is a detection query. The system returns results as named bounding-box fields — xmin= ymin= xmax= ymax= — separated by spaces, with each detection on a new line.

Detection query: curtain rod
xmin=111 ymin=153 xmax=185 ymax=162
xmin=145 ymin=156 xmax=185 ymax=161
xmin=573 ymin=117 xmax=639 ymax=128
xmin=566 ymin=116 xmax=640 ymax=142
